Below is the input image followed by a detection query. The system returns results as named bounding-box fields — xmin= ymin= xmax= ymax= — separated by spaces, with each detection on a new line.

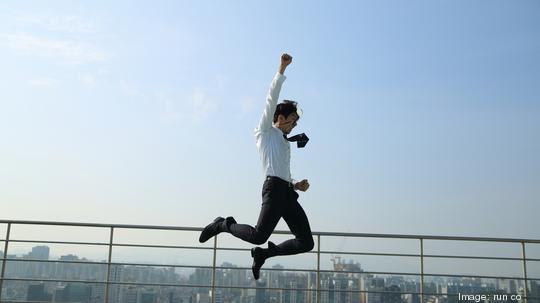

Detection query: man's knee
xmin=302 ymin=237 xmax=315 ymax=252
xmin=252 ymin=231 xmax=271 ymax=245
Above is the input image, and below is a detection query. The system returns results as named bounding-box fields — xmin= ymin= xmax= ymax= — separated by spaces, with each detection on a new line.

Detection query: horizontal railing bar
xmin=0 ymin=220 xmax=201 ymax=232
xmin=423 ymin=254 xmax=527 ymax=261
xmin=1 ymin=277 xmax=106 ymax=284
xmin=109 ymin=242 xmax=214 ymax=250
xmin=319 ymin=250 xmax=419 ymax=257
xmin=0 ymin=259 xmax=205 ymax=271
xmin=6 ymin=239 xmax=110 ymax=246
xmin=2 ymin=219 xmax=540 ymax=243
xmin=319 ymin=250 xmax=537 ymax=261
xmin=0 ymin=258 xmax=212 ymax=270
xmin=318 ymin=268 xmax=531 ymax=281
xmin=2 ymin=258 xmax=107 ymax=265
xmin=316 ymin=232 xmax=540 ymax=243
xmin=319 ymin=250 xmax=536 ymax=261
xmin=423 ymin=271 xmax=539 ymax=281
xmin=317 ymin=268 xmax=540 ymax=281
xmin=5 ymin=240 xmax=539 ymax=262
xmin=5 ymin=239 xmax=214 ymax=251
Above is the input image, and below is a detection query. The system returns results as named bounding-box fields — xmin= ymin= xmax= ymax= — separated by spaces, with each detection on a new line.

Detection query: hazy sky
xmin=1 ymin=1 xmax=539 ymax=243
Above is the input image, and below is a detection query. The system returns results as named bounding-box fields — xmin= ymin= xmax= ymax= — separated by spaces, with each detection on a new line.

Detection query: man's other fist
xmin=294 ymin=179 xmax=310 ymax=192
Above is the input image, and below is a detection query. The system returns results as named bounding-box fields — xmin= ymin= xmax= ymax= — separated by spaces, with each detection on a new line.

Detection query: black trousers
xmin=228 ymin=176 xmax=314 ymax=256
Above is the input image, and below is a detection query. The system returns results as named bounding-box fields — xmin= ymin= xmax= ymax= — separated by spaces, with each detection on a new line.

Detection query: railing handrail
xmin=1 ymin=219 xmax=539 ymax=243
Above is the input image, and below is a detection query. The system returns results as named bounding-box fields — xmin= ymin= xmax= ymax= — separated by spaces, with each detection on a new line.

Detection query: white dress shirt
xmin=254 ymin=72 xmax=295 ymax=184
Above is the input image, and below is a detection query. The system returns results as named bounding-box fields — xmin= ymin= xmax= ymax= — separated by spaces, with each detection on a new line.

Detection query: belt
xmin=266 ymin=176 xmax=294 ymax=188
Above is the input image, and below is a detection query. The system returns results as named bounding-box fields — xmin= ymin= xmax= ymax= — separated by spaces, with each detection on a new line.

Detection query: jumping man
xmin=199 ymin=53 xmax=314 ymax=280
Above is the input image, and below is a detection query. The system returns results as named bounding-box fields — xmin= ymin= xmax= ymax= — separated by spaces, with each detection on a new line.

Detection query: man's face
xmin=278 ymin=113 xmax=299 ymax=135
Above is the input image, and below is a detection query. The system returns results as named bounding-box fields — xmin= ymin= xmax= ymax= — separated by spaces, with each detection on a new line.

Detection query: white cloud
xmin=0 ymin=32 xmax=109 ymax=64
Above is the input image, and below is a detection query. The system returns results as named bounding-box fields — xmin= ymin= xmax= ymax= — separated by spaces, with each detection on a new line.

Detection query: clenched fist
xmin=279 ymin=53 xmax=292 ymax=74
xmin=294 ymin=179 xmax=310 ymax=192
xmin=281 ymin=53 xmax=292 ymax=66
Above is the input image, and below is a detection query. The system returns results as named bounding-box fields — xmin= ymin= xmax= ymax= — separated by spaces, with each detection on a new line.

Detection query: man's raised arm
xmin=257 ymin=53 xmax=293 ymax=131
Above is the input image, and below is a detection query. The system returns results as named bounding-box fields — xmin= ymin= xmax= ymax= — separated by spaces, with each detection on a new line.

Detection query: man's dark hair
xmin=273 ymin=100 xmax=298 ymax=123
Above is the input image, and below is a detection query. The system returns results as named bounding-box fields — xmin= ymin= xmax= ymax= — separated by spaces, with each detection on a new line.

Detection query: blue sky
xmin=1 ymin=1 xmax=539 ymax=242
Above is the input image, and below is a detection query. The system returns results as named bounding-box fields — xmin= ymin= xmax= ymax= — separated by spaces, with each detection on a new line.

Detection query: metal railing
xmin=0 ymin=219 xmax=539 ymax=303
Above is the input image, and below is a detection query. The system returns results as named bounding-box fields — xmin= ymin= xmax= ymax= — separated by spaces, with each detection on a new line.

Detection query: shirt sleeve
xmin=257 ymin=72 xmax=286 ymax=131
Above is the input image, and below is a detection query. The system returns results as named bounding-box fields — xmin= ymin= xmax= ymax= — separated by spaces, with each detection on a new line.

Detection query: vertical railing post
xmin=211 ymin=236 xmax=218 ymax=303
xmin=316 ymin=234 xmax=321 ymax=303
xmin=420 ymin=238 xmax=424 ymax=303
xmin=104 ymin=227 xmax=114 ymax=303
xmin=521 ymin=241 xmax=528 ymax=303
xmin=0 ymin=223 xmax=12 ymax=301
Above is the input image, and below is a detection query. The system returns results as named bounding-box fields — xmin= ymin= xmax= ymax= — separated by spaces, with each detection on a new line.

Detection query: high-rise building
xmin=30 ymin=246 xmax=50 ymax=260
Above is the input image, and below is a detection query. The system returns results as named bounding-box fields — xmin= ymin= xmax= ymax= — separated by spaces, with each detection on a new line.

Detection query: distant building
xmin=382 ymin=285 xmax=402 ymax=303
xmin=30 ymin=246 xmax=50 ymax=260
xmin=140 ymin=289 xmax=158 ymax=303
xmin=27 ymin=283 xmax=52 ymax=301
xmin=124 ymin=287 xmax=139 ymax=303
xmin=54 ymin=283 xmax=92 ymax=303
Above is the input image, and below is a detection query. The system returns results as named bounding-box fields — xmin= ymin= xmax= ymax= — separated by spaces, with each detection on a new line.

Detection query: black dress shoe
xmin=251 ymin=241 xmax=277 ymax=280
xmin=199 ymin=217 xmax=225 ymax=243
xmin=251 ymin=247 xmax=266 ymax=280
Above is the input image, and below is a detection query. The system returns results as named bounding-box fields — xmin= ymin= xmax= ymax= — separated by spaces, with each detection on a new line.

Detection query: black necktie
xmin=284 ymin=133 xmax=309 ymax=148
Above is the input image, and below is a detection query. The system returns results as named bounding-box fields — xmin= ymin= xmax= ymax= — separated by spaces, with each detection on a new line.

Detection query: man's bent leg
xmin=270 ymin=199 xmax=314 ymax=257
xmin=250 ymin=198 xmax=314 ymax=280
xmin=228 ymin=201 xmax=282 ymax=245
